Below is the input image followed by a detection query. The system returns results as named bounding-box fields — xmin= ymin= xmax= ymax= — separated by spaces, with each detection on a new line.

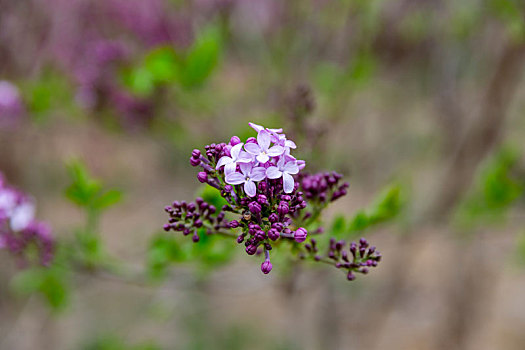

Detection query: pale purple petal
xmin=277 ymin=156 xmax=286 ymax=168
xmin=283 ymin=173 xmax=295 ymax=193
xmin=257 ymin=130 xmax=271 ymax=150
xmin=237 ymin=151 xmax=253 ymax=163
xmin=268 ymin=127 xmax=283 ymax=133
xmin=297 ymin=160 xmax=306 ymax=170
xmin=244 ymin=143 xmax=261 ymax=155
xmin=224 ymin=162 xmax=237 ymax=175
xmin=216 ymin=156 xmax=233 ymax=169
xmin=225 ymin=172 xmax=245 ymax=185
xmin=256 ymin=153 xmax=270 ymax=164
xmin=266 ymin=166 xmax=283 ymax=179
xmin=230 ymin=143 xmax=244 ymax=159
xmin=249 ymin=122 xmax=264 ymax=133
xmin=285 ymin=139 xmax=296 ymax=149
xmin=266 ymin=145 xmax=284 ymax=157
xmin=250 ymin=167 xmax=267 ymax=181
xmin=283 ymin=161 xmax=299 ymax=175
xmin=10 ymin=202 xmax=35 ymax=231
xmin=244 ymin=180 xmax=256 ymax=197
xmin=239 ymin=162 xmax=253 ymax=175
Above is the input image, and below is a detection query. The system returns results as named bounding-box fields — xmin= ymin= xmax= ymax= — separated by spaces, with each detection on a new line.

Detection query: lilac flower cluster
xmin=305 ymin=237 xmax=381 ymax=281
xmin=48 ymin=0 xmax=192 ymax=128
xmin=165 ymin=122 xmax=381 ymax=280
xmin=0 ymin=81 xmax=25 ymax=129
xmin=0 ymin=173 xmax=54 ymax=266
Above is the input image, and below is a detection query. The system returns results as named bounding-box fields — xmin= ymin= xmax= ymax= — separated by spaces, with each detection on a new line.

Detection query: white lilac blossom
xmin=167 ymin=122 xmax=381 ymax=281
xmin=244 ymin=130 xmax=285 ymax=164
xmin=266 ymin=156 xmax=299 ymax=193
xmin=225 ymin=163 xmax=266 ymax=197
xmin=0 ymin=172 xmax=54 ymax=266
xmin=0 ymin=80 xmax=24 ymax=127
xmin=216 ymin=143 xmax=252 ymax=175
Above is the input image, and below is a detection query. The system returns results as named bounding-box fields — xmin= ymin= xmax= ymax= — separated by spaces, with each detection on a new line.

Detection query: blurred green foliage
xmin=83 ymin=335 xmax=161 ymax=350
xmin=65 ymin=160 xmax=123 ymax=212
xmin=455 ymin=147 xmax=524 ymax=230
xmin=123 ymin=25 xmax=222 ymax=96
xmin=330 ymin=184 xmax=404 ymax=238
xmin=10 ymin=246 xmax=71 ymax=311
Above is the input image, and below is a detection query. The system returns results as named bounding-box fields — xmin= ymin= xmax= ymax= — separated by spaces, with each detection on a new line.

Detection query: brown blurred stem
xmin=431 ymin=40 xmax=525 ymax=219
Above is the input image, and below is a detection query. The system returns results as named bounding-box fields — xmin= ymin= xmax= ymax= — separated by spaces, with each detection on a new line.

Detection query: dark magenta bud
xmin=163 ymin=224 xmax=171 ymax=231
xmin=190 ymin=157 xmax=200 ymax=166
xmin=277 ymin=201 xmax=289 ymax=216
xmin=237 ymin=235 xmax=245 ymax=243
xmin=257 ymin=194 xmax=268 ymax=205
xmin=192 ymin=232 xmax=200 ymax=243
xmin=246 ymin=245 xmax=257 ymax=255
xmin=261 ymin=259 xmax=272 ymax=274
xmin=229 ymin=220 xmax=239 ymax=228
xmin=230 ymin=136 xmax=241 ymax=146
xmin=268 ymin=228 xmax=279 ymax=241
xmin=269 ymin=213 xmax=279 ymax=223
xmin=246 ymin=137 xmax=257 ymax=144
xmin=194 ymin=219 xmax=203 ymax=228
xmin=192 ymin=149 xmax=201 ymax=158
xmin=248 ymin=201 xmax=262 ymax=214
xmin=347 ymin=271 xmax=356 ymax=281
xmin=294 ymin=227 xmax=307 ymax=243
xmin=197 ymin=172 xmax=208 ymax=183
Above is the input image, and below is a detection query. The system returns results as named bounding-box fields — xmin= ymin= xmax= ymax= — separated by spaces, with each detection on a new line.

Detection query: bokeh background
xmin=1 ymin=0 xmax=525 ymax=349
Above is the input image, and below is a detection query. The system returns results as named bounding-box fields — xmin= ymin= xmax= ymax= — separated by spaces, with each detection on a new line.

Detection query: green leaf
xmin=330 ymin=215 xmax=347 ymax=237
xmin=179 ymin=26 xmax=222 ymax=88
xmin=11 ymin=266 xmax=70 ymax=311
xmin=348 ymin=211 xmax=370 ymax=234
xmin=367 ymin=184 xmax=403 ymax=224
xmin=144 ymin=46 xmax=180 ymax=83
xmin=65 ymin=160 xmax=102 ymax=207
xmin=92 ymin=189 xmax=123 ymax=210
xmin=147 ymin=234 xmax=187 ymax=279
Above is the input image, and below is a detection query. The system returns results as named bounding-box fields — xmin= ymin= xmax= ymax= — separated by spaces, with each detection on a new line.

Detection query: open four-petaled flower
xmin=266 ymin=156 xmax=299 ymax=193
xmin=216 ymin=143 xmax=252 ymax=174
xmin=244 ymin=130 xmax=284 ymax=164
xmin=225 ymin=163 xmax=267 ymax=197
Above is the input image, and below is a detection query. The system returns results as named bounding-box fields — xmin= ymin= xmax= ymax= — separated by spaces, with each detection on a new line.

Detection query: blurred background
xmin=1 ymin=0 xmax=525 ymax=349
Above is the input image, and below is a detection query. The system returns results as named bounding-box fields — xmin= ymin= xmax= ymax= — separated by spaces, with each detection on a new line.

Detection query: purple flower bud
xmin=248 ymin=201 xmax=262 ymax=214
xmin=269 ymin=213 xmax=279 ymax=223
xmin=246 ymin=245 xmax=257 ymax=255
xmin=192 ymin=149 xmax=201 ymax=158
xmin=224 ymin=185 xmax=233 ymax=192
xmin=194 ymin=219 xmax=203 ymax=228
xmin=190 ymin=157 xmax=200 ymax=166
xmin=163 ymin=224 xmax=171 ymax=231
xmin=246 ymin=137 xmax=257 ymax=144
xmin=258 ymin=181 xmax=267 ymax=191
xmin=268 ymin=228 xmax=280 ymax=241
xmin=261 ymin=259 xmax=273 ymax=274
xmin=272 ymin=222 xmax=284 ymax=231
xmin=197 ymin=172 xmax=208 ymax=183
xmin=347 ymin=271 xmax=356 ymax=281
xmin=257 ymin=194 xmax=268 ymax=205
xmin=230 ymin=136 xmax=241 ymax=146
xmin=294 ymin=227 xmax=307 ymax=243
xmin=237 ymin=235 xmax=245 ymax=243
xmin=277 ymin=201 xmax=289 ymax=216
xmin=192 ymin=232 xmax=200 ymax=243
xmin=229 ymin=220 xmax=239 ymax=228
